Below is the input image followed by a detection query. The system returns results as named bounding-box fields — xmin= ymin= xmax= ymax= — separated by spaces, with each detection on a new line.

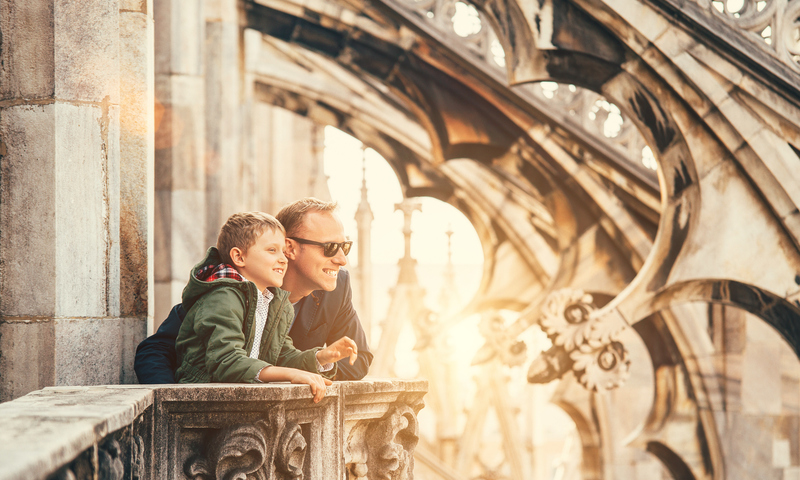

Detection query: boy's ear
xmin=229 ymin=247 xmax=246 ymax=267
xmin=284 ymin=238 xmax=297 ymax=260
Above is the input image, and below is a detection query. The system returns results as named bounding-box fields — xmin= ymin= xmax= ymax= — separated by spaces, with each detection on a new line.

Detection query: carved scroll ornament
xmin=530 ymin=289 xmax=631 ymax=391
xmin=184 ymin=405 xmax=307 ymax=480
xmin=346 ymin=404 xmax=421 ymax=480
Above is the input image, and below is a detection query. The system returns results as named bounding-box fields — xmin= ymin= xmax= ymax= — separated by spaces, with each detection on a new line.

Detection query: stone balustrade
xmin=0 ymin=379 xmax=427 ymax=480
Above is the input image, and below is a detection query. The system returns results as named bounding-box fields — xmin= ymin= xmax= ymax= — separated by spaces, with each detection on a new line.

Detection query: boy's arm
xmin=134 ymin=304 xmax=184 ymax=384
xmin=257 ymin=366 xmax=332 ymax=403
xmin=277 ymin=332 xmax=338 ymax=379
xmin=195 ymin=290 xmax=271 ymax=383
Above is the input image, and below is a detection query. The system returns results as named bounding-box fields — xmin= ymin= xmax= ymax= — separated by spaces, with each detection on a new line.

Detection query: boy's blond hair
xmin=276 ymin=198 xmax=338 ymax=236
xmin=217 ymin=212 xmax=285 ymax=265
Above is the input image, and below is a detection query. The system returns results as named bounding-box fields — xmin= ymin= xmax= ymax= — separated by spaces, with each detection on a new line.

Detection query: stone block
xmin=120 ymin=0 xmax=148 ymax=12
xmin=742 ymin=327 xmax=782 ymax=415
xmin=0 ymin=104 xmax=57 ymax=316
xmin=154 ymin=0 xmax=205 ymax=75
xmin=748 ymin=129 xmax=800 ymax=209
xmin=154 ymin=189 xmax=173 ymax=283
xmin=153 ymin=281 xmax=176 ymax=331
xmin=153 ymin=75 xmax=206 ymax=191
xmin=673 ymin=51 xmax=733 ymax=107
xmin=670 ymin=159 xmax=800 ymax=295
xmin=54 ymin=317 xmax=144 ymax=386
xmin=734 ymin=143 xmax=798 ymax=220
xmin=717 ymin=95 xmax=765 ymax=144
xmin=54 ymin=0 xmax=120 ymax=103
xmin=0 ymin=0 xmax=55 ymax=99
xmin=0 ymin=321 xmax=56 ymax=403
xmin=53 ymin=102 xmax=111 ymax=318
xmin=120 ymin=10 xmax=154 ymax=319
xmin=170 ymin=189 xmax=208 ymax=276
xmin=121 ymin=316 xmax=148 ymax=384
xmin=688 ymin=42 xmax=744 ymax=87
xmin=702 ymin=107 xmax=745 ymax=153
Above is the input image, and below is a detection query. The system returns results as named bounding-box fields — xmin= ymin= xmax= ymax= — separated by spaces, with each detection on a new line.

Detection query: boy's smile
xmin=232 ymin=228 xmax=288 ymax=292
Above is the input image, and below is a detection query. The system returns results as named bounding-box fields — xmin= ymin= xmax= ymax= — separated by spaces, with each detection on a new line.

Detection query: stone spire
xmin=353 ymin=145 xmax=374 ymax=342
xmin=438 ymin=226 xmax=458 ymax=315
xmin=395 ymin=198 xmax=423 ymax=285
xmin=369 ymin=197 xmax=425 ymax=377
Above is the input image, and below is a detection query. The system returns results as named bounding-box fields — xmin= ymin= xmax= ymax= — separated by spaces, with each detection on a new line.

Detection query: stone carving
xmin=184 ymin=405 xmax=307 ymax=480
xmin=98 ymin=439 xmax=125 ymax=480
xmin=690 ymin=0 xmax=800 ymax=71
xmin=472 ymin=311 xmax=527 ymax=367
xmin=531 ymin=289 xmax=631 ymax=391
xmin=346 ymin=404 xmax=421 ymax=480
xmin=131 ymin=435 xmax=146 ymax=480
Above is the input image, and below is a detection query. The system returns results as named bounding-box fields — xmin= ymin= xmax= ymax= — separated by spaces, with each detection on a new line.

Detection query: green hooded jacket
xmin=175 ymin=247 xmax=334 ymax=383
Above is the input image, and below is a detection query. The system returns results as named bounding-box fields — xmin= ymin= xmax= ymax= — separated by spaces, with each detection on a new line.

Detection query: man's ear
xmin=284 ymin=238 xmax=297 ymax=260
xmin=229 ymin=247 xmax=246 ymax=267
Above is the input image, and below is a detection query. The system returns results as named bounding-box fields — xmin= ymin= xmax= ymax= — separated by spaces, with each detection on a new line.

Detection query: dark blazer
xmin=134 ymin=268 xmax=373 ymax=383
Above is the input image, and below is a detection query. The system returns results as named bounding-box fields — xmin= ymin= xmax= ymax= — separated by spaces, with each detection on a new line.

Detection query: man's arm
xmin=133 ymin=304 xmax=185 ymax=384
xmin=325 ymin=272 xmax=373 ymax=380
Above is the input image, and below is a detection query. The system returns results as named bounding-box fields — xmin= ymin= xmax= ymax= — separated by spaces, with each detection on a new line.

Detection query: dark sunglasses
xmin=289 ymin=237 xmax=353 ymax=257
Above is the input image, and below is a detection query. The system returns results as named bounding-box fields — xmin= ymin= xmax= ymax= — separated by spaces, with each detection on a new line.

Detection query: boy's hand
xmin=286 ymin=369 xmax=332 ymax=403
xmin=317 ymin=336 xmax=358 ymax=366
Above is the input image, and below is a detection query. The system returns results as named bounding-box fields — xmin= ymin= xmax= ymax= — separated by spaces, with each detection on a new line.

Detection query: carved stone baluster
xmin=346 ymin=403 xmax=422 ymax=480
xmin=184 ymin=404 xmax=308 ymax=480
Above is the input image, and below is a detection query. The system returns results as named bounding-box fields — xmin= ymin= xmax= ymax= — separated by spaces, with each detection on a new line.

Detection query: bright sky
xmin=322 ymin=126 xmax=484 ymax=269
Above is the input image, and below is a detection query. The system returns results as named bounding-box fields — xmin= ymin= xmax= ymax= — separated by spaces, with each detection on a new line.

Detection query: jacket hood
xmin=182 ymin=247 xmax=289 ymax=311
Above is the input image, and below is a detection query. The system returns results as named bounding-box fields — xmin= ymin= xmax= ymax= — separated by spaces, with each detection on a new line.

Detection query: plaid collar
xmin=195 ymin=263 xmax=244 ymax=282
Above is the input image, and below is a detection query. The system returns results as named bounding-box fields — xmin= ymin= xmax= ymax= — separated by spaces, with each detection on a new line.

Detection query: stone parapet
xmin=0 ymin=379 xmax=426 ymax=480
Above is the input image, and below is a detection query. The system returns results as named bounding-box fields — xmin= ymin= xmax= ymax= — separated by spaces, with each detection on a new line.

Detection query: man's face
xmin=286 ymin=211 xmax=348 ymax=293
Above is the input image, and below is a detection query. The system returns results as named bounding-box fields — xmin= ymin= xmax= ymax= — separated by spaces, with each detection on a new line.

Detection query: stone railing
xmin=0 ymin=379 xmax=427 ymax=480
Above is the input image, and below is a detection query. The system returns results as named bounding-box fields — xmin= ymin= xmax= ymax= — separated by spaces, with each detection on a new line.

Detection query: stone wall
xmin=0 ymin=0 xmax=153 ymax=403
xmin=0 ymin=379 xmax=427 ymax=480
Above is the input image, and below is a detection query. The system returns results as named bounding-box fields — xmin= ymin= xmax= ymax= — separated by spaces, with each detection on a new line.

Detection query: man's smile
xmin=323 ymin=268 xmax=339 ymax=278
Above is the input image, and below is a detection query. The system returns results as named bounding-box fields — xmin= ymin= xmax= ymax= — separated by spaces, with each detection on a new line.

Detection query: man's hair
xmin=217 ymin=212 xmax=285 ymax=265
xmin=276 ymin=197 xmax=338 ymax=236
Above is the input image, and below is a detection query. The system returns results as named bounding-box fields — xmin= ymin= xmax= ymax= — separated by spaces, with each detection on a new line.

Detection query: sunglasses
xmin=289 ymin=237 xmax=353 ymax=257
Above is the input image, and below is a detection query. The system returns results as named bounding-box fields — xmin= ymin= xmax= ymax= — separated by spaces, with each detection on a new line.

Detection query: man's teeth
xmin=323 ymin=269 xmax=338 ymax=277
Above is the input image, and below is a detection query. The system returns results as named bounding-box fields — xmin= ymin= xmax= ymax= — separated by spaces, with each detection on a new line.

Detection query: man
xmin=134 ymin=198 xmax=372 ymax=383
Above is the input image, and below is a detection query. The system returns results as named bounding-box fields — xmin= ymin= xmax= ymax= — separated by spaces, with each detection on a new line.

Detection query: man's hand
xmin=258 ymin=366 xmax=333 ymax=403
xmin=317 ymin=336 xmax=358 ymax=366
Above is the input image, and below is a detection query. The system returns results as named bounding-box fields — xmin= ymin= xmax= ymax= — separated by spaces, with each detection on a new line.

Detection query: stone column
xmin=0 ymin=0 xmax=151 ymax=402
xmin=204 ymin=0 xmax=241 ymax=246
xmin=153 ymin=0 xmax=206 ymax=326
xmin=120 ymin=0 xmax=155 ymax=335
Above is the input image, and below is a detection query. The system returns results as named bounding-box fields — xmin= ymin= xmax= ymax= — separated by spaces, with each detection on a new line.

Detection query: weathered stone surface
xmin=0 ymin=0 xmax=55 ymax=99
xmin=0 ymin=321 xmax=56 ymax=403
xmin=53 ymin=102 xmax=113 ymax=318
xmin=53 ymin=0 xmax=120 ymax=103
xmin=154 ymin=0 xmax=204 ymax=75
xmin=0 ymin=104 xmax=57 ymax=317
xmin=0 ymin=386 xmax=153 ymax=480
xmin=120 ymin=9 xmax=155 ymax=319
xmin=54 ymin=317 xmax=145 ymax=387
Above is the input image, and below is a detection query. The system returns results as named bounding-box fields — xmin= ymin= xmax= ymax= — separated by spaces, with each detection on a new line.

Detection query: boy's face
xmin=234 ymin=228 xmax=288 ymax=292
xmin=286 ymin=211 xmax=348 ymax=293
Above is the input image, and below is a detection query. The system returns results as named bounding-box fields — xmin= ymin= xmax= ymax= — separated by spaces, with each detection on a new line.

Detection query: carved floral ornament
xmin=529 ymin=289 xmax=632 ymax=391
xmin=184 ymin=405 xmax=307 ymax=480
xmin=346 ymin=403 xmax=421 ymax=480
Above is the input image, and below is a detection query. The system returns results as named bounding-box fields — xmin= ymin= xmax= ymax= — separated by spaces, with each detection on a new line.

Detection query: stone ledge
xmin=0 ymin=386 xmax=154 ymax=480
xmin=0 ymin=379 xmax=428 ymax=480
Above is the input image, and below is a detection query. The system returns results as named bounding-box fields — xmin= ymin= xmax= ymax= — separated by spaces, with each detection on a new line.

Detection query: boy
xmin=175 ymin=212 xmax=357 ymax=403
